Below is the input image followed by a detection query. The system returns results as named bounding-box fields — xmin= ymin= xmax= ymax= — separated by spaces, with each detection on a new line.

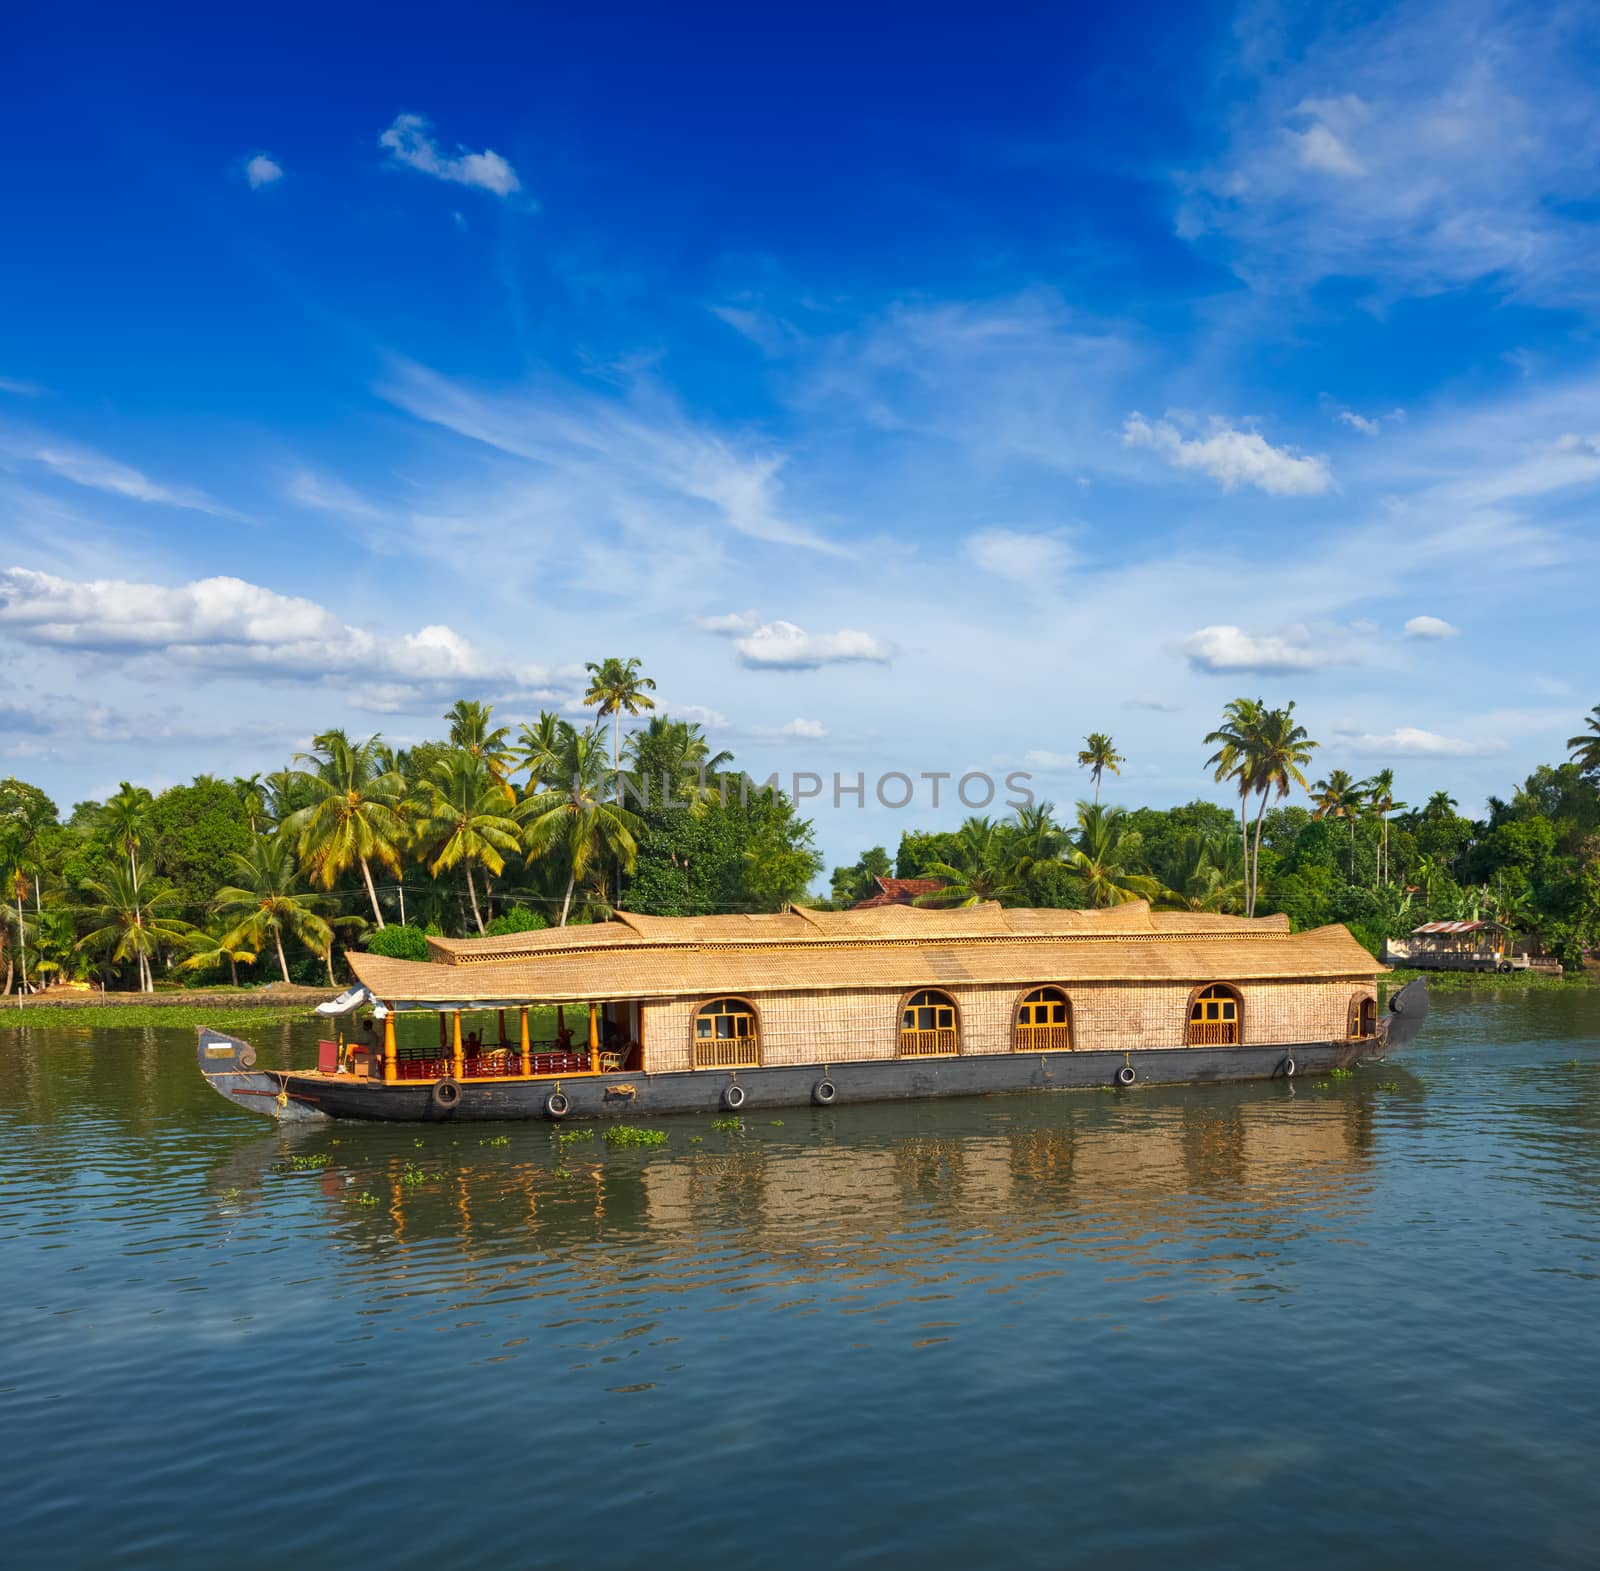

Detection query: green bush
xmin=486 ymin=905 xmax=548 ymax=935
xmin=364 ymin=924 xmax=430 ymax=961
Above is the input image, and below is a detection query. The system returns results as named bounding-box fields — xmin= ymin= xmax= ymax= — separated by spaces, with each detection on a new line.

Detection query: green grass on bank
xmin=0 ymin=1003 xmax=317 ymax=1032
xmin=1382 ymin=966 xmax=1593 ymax=993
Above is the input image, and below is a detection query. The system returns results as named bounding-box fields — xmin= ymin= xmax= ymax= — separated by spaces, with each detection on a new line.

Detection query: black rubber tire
xmin=1115 ymin=1065 xmax=1136 ymax=1087
xmin=1282 ymin=1057 xmax=1296 ymax=1078
xmin=723 ymin=1084 xmax=747 ymax=1110
xmin=431 ymin=1079 xmax=462 ymax=1110
xmin=813 ymin=1079 xmax=837 ymax=1106
xmin=545 ymin=1091 xmax=571 ymax=1119
xmin=1498 ymin=962 xmax=1514 ymax=974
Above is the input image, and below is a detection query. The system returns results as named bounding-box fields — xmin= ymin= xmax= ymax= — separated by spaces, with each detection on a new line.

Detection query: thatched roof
xmin=348 ymin=902 xmax=1380 ymax=1006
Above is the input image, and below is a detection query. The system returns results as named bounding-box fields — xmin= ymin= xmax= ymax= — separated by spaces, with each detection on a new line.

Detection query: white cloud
xmin=0 ymin=376 xmax=43 ymax=396
xmin=1177 ymin=7 xmax=1600 ymax=303
xmin=286 ymin=469 xmax=384 ymax=521
xmin=753 ymin=717 xmax=830 ymax=740
xmin=1339 ymin=411 xmax=1379 ymax=435
xmin=244 ymin=154 xmax=283 ymax=189
xmin=1335 ymin=726 xmax=1505 ymax=758
xmin=694 ymin=609 xmax=764 ymax=635
xmin=1405 ymin=615 xmax=1458 ymax=640
xmin=0 ymin=567 xmax=552 ymax=696
xmin=1122 ymin=413 xmax=1332 ymax=495
xmin=674 ymin=704 xmax=731 ymax=730
xmin=379 ymin=114 xmax=521 ymax=197
xmin=731 ymin=620 xmax=890 ymax=671
xmin=964 ymin=528 xmax=1074 ymax=584
xmin=1176 ymin=624 xmax=1360 ymax=674
xmin=0 ymin=430 xmax=226 ymax=513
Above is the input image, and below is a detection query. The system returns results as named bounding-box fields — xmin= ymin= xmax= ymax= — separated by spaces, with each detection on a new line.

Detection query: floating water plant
xmin=604 ymin=1125 xmax=668 ymax=1147
xmin=711 ymin=1116 xmax=742 ymax=1133
xmin=288 ymin=1152 xmax=329 ymax=1170
xmin=556 ymin=1128 xmax=594 ymax=1148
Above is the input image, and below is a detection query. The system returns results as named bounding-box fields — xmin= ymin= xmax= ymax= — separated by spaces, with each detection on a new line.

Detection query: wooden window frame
xmin=1347 ymin=991 xmax=1378 ymax=1039
xmin=1012 ymin=985 xmax=1074 ymax=1052
xmin=896 ymin=988 xmax=962 ymax=1058
xmin=690 ymin=996 xmax=762 ymax=1069
xmin=1185 ymin=983 xmax=1243 ymax=1047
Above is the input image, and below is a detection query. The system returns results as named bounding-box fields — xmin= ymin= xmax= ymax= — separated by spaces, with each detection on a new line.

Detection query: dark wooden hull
xmin=199 ymin=980 xmax=1427 ymax=1123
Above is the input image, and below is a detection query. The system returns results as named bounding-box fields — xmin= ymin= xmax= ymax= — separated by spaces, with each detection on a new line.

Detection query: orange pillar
xmin=452 ymin=1011 xmax=465 ymax=1080
xmin=588 ymin=1002 xmax=600 ymax=1073
xmin=519 ymin=1005 xmax=531 ymax=1075
xmin=383 ymin=1012 xmax=397 ymax=1084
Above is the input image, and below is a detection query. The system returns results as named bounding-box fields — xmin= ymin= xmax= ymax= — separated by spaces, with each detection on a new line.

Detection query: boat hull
xmin=199 ymin=979 xmax=1429 ymax=1125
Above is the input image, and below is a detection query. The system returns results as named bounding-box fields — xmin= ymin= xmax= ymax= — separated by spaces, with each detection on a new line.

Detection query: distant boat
xmin=1383 ymin=919 xmax=1556 ymax=974
xmin=198 ymin=901 xmax=1429 ymax=1123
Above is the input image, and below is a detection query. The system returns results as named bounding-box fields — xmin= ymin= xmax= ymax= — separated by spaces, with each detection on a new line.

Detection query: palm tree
xmin=1064 ymin=802 xmax=1164 ymax=907
xmin=232 ymin=774 xmax=267 ymax=835
xmin=99 ymin=782 xmax=155 ymax=989
xmin=411 ymin=753 xmax=522 ymax=934
xmin=75 ymin=864 xmax=192 ymax=992
xmin=519 ymin=724 xmax=643 ymax=926
xmin=1244 ymin=704 xmax=1317 ymax=914
xmin=444 ymin=700 xmax=514 ymax=793
xmin=583 ymin=657 xmax=658 ymax=798
xmin=623 ymin=714 xmax=734 ymax=813
xmin=1363 ymin=768 xmax=1405 ymax=887
xmin=214 ymin=836 xmax=334 ymax=985
xmin=514 ymin=711 xmax=569 ymax=794
xmin=1567 ymin=705 xmax=1600 ymax=777
xmin=280 ymin=729 xmax=407 ymax=927
xmin=1076 ymin=733 xmax=1125 ymax=804
xmin=1423 ymin=789 xmax=1458 ymax=821
xmin=1158 ymin=831 xmax=1246 ymax=913
xmin=1312 ymin=769 xmax=1366 ymax=877
xmin=914 ymin=817 xmax=1022 ymax=907
xmin=1205 ymin=697 xmax=1266 ymax=911
xmin=180 ymin=927 xmax=258 ymax=987
xmin=1009 ymin=801 xmax=1065 ymax=883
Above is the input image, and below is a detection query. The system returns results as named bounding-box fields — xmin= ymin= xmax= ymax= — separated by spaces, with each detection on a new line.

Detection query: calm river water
xmin=3 ymin=991 xmax=1599 ymax=1569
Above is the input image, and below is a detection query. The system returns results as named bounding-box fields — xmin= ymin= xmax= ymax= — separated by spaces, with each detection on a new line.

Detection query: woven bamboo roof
xmin=351 ymin=903 xmax=1380 ymax=1005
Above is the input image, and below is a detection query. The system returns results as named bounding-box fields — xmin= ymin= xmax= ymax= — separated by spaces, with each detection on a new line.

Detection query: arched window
xmin=899 ymin=989 xmax=959 ymax=1057
xmin=1015 ymin=987 xmax=1073 ymax=1051
xmin=693 ymin=997 xmax=760 ymax=1069
xmin=1187 ymin=984 xmax=1242 ymax=1047
xmin=1348 ymin=994 xmax=1377 ymax=1039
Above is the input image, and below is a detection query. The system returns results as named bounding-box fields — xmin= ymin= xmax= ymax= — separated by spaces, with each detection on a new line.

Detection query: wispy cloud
xmin=721 ymin=619 xmax=890 ymax=671
xmin=753 ymin=717 xmax=829 ymax=740
xmin=0 ymin=376 xmax=43 ymax=397
xmin=1122 ymin=413 xmax=1332 ymax=495
xmin=964 ymin=527 xmax=1074 ymax=584
xmin=244 ymin=153 xmax=283 ymax=189
xmin=1334 ymin=726 xmax=1505 ymax=758
xmin=379 ymin=114 xmax=521 ymax=197
xmin=0 ymin=429 xmax=227 ymax=514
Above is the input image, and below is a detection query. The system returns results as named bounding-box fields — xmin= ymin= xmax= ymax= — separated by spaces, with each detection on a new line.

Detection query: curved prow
xmin=197 ymin=1027 xmax=328 ymax=1123
xmin=1380 ymin=977 xmax=1430 ymax=1054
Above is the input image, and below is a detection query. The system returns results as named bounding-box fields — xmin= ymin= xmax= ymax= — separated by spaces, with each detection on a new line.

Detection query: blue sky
xmin=3 ymin=0 xmax=1598 ymax=868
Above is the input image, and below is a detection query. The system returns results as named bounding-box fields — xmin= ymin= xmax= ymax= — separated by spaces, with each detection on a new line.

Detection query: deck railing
xmin=1187 ymin=1022 xmax=1240 ymax=1047
xmin=693 ymin=1037 xmax=761 ymax=1070
xmin=1015 ymin=1023 xmax=1073 ymax=1052
xmin=899 ymin=1027 xmax=959 ymax=1058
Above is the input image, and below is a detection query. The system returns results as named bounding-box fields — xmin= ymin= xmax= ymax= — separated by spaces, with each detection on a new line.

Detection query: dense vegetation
xmin=2 ymin=688 xmax=1597 ymax=993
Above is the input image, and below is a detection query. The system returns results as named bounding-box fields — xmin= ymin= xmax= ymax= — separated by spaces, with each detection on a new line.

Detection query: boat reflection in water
xmin=209 ymin=1074 xmax=1413 ymax=1322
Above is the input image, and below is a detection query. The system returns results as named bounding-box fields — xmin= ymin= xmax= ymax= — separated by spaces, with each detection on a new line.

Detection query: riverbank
xmin=1382 ymin=966 xmax=1594 ymax=993
xmin=0 ymin=986 xmax=337 ymax=1033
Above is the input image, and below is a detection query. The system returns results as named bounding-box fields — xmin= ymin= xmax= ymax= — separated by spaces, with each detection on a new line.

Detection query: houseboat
xmin=1382 ymin=919 xmax=1541 ymax=974
xmin=197 ymin=901 xmax=1429 ymax=1124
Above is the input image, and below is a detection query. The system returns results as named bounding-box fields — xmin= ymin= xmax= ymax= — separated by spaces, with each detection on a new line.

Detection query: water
xmin=2 ymin=991 xmax=1598 ymax=1569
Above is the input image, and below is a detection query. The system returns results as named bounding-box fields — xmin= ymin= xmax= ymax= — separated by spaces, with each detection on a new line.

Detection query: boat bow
xmin=197 ymin=1028 xmax=329 ymax=1122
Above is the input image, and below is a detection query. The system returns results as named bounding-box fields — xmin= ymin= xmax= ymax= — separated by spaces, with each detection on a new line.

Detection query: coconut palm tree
xmin=1312 ymin=769 xmax=1366 ymax=877
xmin=622 ymin=714 xmax=733 ymax=813
xmin=99 ymin=783 xmax=155 ymax=989
xmin=1204 ymin=697 xmax=1266 ymax=910
xmin=213 ymin=836 xmax=334 ymax=985
xmin=1157 ymin=831 xmax=1246 ymax=913
xmin=514 ymin=711 xmax=569 ymax=794
xmin=411 ymin=753 xmax=522 ymax=934
xmin=1422 ymin=789 xmax=1459 ymax=821
xmin=583 ymin=657 xmax=658 ymax=797
xmin=1567 ymin=705 xmax=1600 ymax=777
xmin=1009 ymin=801 xmax=1066 ymax=883
xmin=519 ymin=724 xmax=643 ymax=926
xmin=1244 ymin=703 xmax=1317 ymax=914
xmin=445 ymin=699 xmax=515 ymax=793
xmin=1076 ymin=733 xmax=1125 ymax=804
xmin=1064 ymin=802 xmax=1165 ymax=908
xmin=1363 ymin=768 xmax=1405 ymax=887
xmin=914 ymin=817 xmax=1023 ymax=907
xmin=280 ymin=729 xmax=407 ymax=927
xmin=75 ymin=864 xmax=193 ymax=992
xmin=180 ymin=927 xmax=258 ymax=987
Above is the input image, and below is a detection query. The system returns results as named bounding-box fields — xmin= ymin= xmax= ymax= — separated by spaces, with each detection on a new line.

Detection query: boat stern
xmin=1379 ymin=977 xmax=1430 ymax=1055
